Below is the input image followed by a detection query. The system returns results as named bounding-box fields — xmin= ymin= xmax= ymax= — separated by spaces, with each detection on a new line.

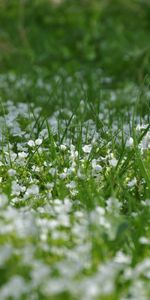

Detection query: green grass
xmin=0 ymin=0 xmax=150 ymax=299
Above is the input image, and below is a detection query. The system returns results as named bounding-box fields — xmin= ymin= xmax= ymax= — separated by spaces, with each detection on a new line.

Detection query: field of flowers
xmin=0 ymin=1 xmax=150 ymax=299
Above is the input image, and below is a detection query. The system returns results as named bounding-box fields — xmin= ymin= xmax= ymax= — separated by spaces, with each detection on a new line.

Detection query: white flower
xmin=32 ymin=165 xmax=40 ymax=172
xmin=27 ymin=140 xmax=35 ymax=147
xmin=66 ymin=181 xmax=76 ymax=189
xmin=24 ymin=184 xmax=39 ymax=199
xmin=114 ymin=251 xmax=131 ymax=264
xmin=59 ymin=172 xmax=67 ymax=179
xmin=109 ymin=158 xmax=118 ymax=167
xmin=18 ymin=151 xmax=28 ymax=159
xmin=139 ymin=131 xmax=150 ymax=151
xmin=8 ymin=169 xmax=16 ymax=176
xmin=136 ymin=124 xmax=148 ymax=131
xmin=92 ymin=159 xmax=102 ymax=172
xmin=60 ymin=144 xmax=67 ymax=151
xmin=126 ymin=137 xmax=133 ymax=147
xmin=49 ymin=168 xmax=57 ymax=176
xmin=134 ymin=258 xmax=150 ymax=278
xmin=139 ymin=237 xmax=150 ymax=245
xmin=35 ymin=138 xmax=43 ymax=146
xmin=94 ymin=165 xmax=102 ymax=172
xmin=106 ymin=197 xmax=122 ymax=214
xmin=11 ymin=181 xmax=24 ymax=196
xmin=57 ymin=214 xmax=70 ymax=227
xmin=82 ymin=144 xmax=92 ymax=153
xmin=10 ymin=152 xmax=17 ymax=161
xmin=0 ymin=276 xmax=27 ymax=299
xmin=127 ymin=177 xmax=137 ymax=188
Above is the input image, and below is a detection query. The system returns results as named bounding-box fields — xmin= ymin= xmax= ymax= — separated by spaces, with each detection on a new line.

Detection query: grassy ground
xmin=0 ymin=0 xmax=150 ymax=299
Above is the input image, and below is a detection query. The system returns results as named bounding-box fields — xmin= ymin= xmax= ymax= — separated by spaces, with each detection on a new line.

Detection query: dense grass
xmin=0 ymin=1 xmax=150 ymax=299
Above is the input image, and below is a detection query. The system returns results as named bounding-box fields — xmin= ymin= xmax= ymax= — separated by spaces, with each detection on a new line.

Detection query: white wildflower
xmin=11 ymin=181 xmax=25 ymax=196
xmin=0 ymin=276 xmax=27 ymax=299
xmin=127 ymin=177 xmax=137 ymax=188
xmin=18 ymin=151 xmax=28 ymax=159
xmin=106 ymin=197 xmax=122 ymax=214
xmin=66 ymin=181 xmax=76 ymax=189
xmin=8 ymin=169 xmax=16 ymax=176
xmin=109 ymin=158 xmax=118 ymax=167
xmin=60 ymin=144 xmax=67 ymax=151
xmin=126 ymin=137 xmax=134 ymax=147
xmin=114 ymin=251 xmax=131 ymax=264
xmin=35 ymin=138 xmax=43 ymax=146
xmin=24 ymin=184 xmax=39 ymax=199
xmin=27 ymin=140 xmax=35 ymax=147
xmin=82 ymin=144 xmax=92 ymax=154
xmin=92 ymin=159 xmax=102 ymax=172
xmin=139 ymin=237 xmax=150 ymax=245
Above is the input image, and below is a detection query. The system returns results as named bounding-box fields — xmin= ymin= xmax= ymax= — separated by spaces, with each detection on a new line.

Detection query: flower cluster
xmin=0 ymin=88 xmax=150 ymax=299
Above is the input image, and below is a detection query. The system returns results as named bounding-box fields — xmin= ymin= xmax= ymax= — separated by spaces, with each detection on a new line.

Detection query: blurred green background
xmin=0 ymin=0 xmax=150 ymax=83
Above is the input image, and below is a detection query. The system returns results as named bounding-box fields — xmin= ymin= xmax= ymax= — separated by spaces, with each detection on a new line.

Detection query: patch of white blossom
xmin=0 ymin=95 xmax=149 ymax=300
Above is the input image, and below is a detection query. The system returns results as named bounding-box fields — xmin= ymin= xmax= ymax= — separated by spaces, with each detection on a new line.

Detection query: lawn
xmin=0 ymin=0 xmax=150 ymax=299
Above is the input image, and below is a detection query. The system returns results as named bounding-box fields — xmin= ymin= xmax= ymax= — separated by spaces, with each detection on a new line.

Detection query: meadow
xmin=0 ymin=0 xmax=150 ymax=299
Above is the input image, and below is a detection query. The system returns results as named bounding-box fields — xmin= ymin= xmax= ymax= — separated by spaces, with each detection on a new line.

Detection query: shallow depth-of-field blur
xmin=0 ymin=0 xmax=150 ymax=299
